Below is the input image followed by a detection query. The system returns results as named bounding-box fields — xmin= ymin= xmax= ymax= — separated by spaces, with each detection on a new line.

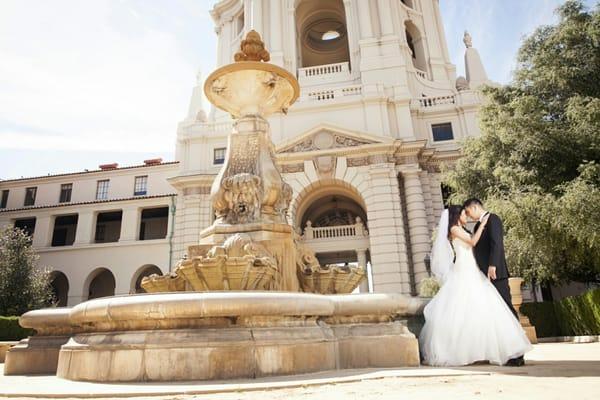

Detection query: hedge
xmin=0 ymin=316 xmax=34 ymax=341
xmin=521 ymin=288 xmax=600 ymax=338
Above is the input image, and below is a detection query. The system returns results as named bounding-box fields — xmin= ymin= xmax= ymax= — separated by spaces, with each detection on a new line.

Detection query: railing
xmin=415 ymin=68 xmax=427 ymax=80
xmin=303 ymin=220 xmax=368 ymax=240
xmin=298 ymin=62 xmax=351 ymax=86
xmin=418 ymin=95 xmax=456 ymax=108
xmin=303 ymin=85 xmax=362 ymax=102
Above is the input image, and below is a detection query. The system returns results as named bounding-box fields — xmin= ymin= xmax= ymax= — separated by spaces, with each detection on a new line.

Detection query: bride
xmin=419 ymin=205 xmax=532 ymax=366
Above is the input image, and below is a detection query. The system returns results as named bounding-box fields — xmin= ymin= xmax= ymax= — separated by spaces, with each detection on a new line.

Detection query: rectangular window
xmin=96 ymin=180 xmax=109 ymax=200
xmin=24 ymin=187 xmax=37 ymax=206
xmin=134 ymin=176 xmax=148 ymax=196
xmin=14 ymin=217 xmax=36 ymax=237
xmin=139 ymin=207 xmax=169 ymax=240
xmin=431 ymin=123 xmax=454 ymax=142
xmin=0 ymin=190 xmax=8 ymax=209
xmin=94 ymin=211 xmax=122 ymax=243
xmin=214 ymin=147 xmax=226 ymax=165
xmin=59 ymin=183 xmax=72 ymax=203
xmin=51 ymin=214 xmax=78 ymax=246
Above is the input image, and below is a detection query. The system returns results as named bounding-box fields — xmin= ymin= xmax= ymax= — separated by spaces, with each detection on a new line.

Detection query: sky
xmin=0 ymin=0 xmax=594 ymax=180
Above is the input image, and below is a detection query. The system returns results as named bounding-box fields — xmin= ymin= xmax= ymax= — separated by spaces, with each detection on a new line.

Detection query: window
xmin=14 ymin=217 xmax=36 ymax=237
xmin=134 ymin=176 xmax=148 ymax=196
xmin=214 ymin=148 xmax=226 ymax=165
xmin=96 ymin=180 xmax=109 ymax=200
xmin=94 ymin=211 xmax=122 ymax=243
xmin=24 ymin=187 xmax=37 ymax=206
xmin=51 ymin=215 xmax=78 ymax=246
xmin=139 ymin=207 xmax=169 ymax=240
xmin=432 ymin=123 xmax=454 ymax=142
xmin=0 ymin=190 xmax=8 ymax=209
xmin=59 ymin=183 xmax=72 ymax=203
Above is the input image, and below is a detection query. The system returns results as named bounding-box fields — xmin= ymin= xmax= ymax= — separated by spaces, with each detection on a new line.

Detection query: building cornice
xmin=0 ymin=162 xmax=180 ymax=185
xmin=0 ymin=194 xmax=176 ymax=214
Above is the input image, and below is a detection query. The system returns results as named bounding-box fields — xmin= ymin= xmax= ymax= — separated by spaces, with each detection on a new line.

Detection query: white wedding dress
xmin=419 ymin=237 xmax=533 ymax=366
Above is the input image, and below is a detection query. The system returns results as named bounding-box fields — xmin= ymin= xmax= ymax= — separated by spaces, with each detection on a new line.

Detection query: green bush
xmin=0 ymin=316 xmax=34 ymax=341
xmin=521 ymin=288 xmax=600 ymax=337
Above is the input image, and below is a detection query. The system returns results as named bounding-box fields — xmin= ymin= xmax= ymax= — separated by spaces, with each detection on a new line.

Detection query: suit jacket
xmin=473 ymin=213 xmax=509 ymax=279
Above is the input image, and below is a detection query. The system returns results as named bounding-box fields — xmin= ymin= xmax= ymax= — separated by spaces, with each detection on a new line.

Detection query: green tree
xmin=0 ymin=227 xmax=53 ymax=316
xmin=445 ymin=0 xmax=600 ymax=285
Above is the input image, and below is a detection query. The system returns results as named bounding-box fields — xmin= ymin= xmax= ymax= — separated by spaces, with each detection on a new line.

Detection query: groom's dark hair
xmin=463 ymin=198 xmax=483 ymax=208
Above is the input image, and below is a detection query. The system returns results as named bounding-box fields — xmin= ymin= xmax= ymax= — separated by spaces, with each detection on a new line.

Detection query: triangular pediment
xmin=276 ymin=124 xmax=390 ymax=154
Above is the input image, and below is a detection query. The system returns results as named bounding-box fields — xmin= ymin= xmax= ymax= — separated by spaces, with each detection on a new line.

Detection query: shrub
xmin=0 ymin=316 xmax=34 ymax=341
xmin=521 ymin=288 xmax=600 ymax=337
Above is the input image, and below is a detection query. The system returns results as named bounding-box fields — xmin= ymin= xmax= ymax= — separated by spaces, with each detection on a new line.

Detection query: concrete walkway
xmin=0 ymin=342 xmax=598 ymax=399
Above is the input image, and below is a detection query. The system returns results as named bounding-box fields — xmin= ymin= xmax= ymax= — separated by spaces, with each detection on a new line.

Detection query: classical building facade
xmin=0 ymin=0 xmax=490 ymax=305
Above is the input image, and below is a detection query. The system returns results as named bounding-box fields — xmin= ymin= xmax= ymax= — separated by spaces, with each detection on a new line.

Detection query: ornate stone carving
xmin=141 ymin=233 xmax=278 ymax=293
xmin=347 ymin=157 xmax=369 ymax=167
xmin=218 ymin=173 xmax=262 ymax=224
xmin=463 ymin=30 xmax=472 ymax=48
xmin=280 ymin=132 xmax=374 ymax=153
xmin=456 ymin=76 xmax=470 ymax=91
xmin=281 ymin=163 xmax=304 ymax=173
xmin=234 ymin=30 xmax=270 ymax=62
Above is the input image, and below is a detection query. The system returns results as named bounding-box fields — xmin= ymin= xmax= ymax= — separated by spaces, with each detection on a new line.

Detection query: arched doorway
xmin=50 ymin=271 xmax=69 ymax=307
xmin=85 ymin=268 xmax=116 ymax=300
xmin=131 ymin=264 xmax=163 ymax=294
xmin=295 ymin=0 xmax=351 ymax=68
xmin=294 ymin=181 xmax=372 ymax=292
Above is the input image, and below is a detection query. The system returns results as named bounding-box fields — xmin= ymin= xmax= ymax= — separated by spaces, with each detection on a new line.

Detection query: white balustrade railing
xmin=298 ymin=62 xmax=352 ymax=86
xmin=418 ymin=95 xmax=456 ymax=108
xmin=415 ymin=68 xmax=427 ymax=79
xmin=303 ymin=220 xmax=368 ymax=240
xmin=303 ymin=85 xmax=362 ymax=102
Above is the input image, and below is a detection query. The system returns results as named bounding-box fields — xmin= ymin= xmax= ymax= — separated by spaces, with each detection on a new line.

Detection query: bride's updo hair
xmin=447 ymin=205 xmax=464 ymax=239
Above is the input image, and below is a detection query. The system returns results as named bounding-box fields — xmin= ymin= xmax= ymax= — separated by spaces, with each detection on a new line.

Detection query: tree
xmin=0 ymin=227 xmax=53 ymax=316
xmin=445 ymin=0 xmax=600 ymax=285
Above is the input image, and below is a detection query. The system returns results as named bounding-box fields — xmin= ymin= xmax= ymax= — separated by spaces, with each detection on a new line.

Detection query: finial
xmin=234 ymin=30 xmax=270 ymax=62
xmin=463 ymin=30 xmax=472 ymax=48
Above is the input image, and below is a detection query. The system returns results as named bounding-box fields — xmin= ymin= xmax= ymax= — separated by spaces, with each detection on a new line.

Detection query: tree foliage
xmin=0 ymin=227 xmax=53 ymax=316
xmin=445 ymin=1 xmax=600 ymax=284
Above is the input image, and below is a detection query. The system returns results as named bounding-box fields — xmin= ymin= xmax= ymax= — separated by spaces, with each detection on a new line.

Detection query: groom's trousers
xmin=492 ymin=278 xmax=519 ymax=320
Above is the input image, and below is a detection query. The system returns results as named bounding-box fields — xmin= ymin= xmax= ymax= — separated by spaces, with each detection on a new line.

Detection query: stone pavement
xmin=0 ymin=342 xmax=598 ymax=399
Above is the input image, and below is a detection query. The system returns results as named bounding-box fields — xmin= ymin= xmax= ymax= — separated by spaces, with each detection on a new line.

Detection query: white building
xmin=0 ymin=0 xmax=490 ymax=305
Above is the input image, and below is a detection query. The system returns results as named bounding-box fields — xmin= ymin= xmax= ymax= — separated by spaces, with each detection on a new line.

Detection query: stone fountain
xmin=4 ymin=31 xmax=426 ymax=382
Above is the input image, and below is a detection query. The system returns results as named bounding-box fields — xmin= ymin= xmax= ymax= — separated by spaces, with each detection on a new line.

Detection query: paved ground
xmin=1 ymin=342 xmax=599 ymax=399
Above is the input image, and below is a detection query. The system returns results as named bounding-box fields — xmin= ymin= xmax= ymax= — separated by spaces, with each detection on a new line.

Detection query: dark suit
xmin=473 ymin=213 xmax=518 ymax=319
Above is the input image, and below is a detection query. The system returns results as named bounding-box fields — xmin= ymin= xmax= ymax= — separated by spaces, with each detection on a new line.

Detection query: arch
xmin=290 ymin=178 xmax=367 ymax=230
xmin=295 ymin=0 xmax=351 ymax=68
xmin=130 ymin=264 xmax=163 ymax=294
xmin=49 ymin=271 xmax=69 ymax=307
xmin=404 ymin=20 xmax=427 ymax=72
xmin=83 ymin=267 xmax=116 ymax=300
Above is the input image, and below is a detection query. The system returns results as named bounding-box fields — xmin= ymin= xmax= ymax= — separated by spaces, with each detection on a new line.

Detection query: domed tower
xmin=171 ymin=0 xmax=490 ymax=296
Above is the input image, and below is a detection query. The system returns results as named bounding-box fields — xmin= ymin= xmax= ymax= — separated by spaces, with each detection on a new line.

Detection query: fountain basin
xmin=6 ymin=292 xmax=427 ymax=382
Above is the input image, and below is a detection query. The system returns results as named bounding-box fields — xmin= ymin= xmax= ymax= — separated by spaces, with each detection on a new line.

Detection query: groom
xmin=463 ymin=198 xmax=525 ymax=367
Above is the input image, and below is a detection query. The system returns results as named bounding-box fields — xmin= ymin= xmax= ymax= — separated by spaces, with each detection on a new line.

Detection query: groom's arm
xmin=488 ymin=214 xmax=505 ymax=275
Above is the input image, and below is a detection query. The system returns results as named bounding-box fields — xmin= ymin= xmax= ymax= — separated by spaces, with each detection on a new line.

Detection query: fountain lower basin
xmin=6 ymin=292 xmax=427 ymax=382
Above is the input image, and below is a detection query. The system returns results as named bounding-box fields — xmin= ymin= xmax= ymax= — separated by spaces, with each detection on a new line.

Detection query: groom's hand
xmin=487 ymin=266 xmax=497 ymax=280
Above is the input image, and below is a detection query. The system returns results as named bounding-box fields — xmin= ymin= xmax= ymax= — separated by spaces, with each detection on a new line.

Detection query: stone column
xmin=74 ymin=210 xmax=95 ymax=245
xmin=32 ymin=215 xmax=53 ymax=248
xmin=269 ymin=0 xmax=283 ymax=66
xmin=356 ymin=248 xmax=369 ymax=293
xmin=402 ymin=169 xmax=431 ymax=287
xmin=377 ymin=0 xmax=394 ymax=36
xmin=365 ymin=164 xmax=412 ymax=294
xmin=119 ymin=206 xmax=140 ymax=242
xmin=251 ymin=0 xmax=263 ymax=34
xmin=356 ymin=0 xmax=374 ymax=39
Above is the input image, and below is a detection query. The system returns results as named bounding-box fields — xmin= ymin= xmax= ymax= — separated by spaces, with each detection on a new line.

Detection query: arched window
xmin=405 ymin=21 xmax=427 ymax=74
xmin=295 ymin=0 xmax=350 ymax=68
xmin=85 ymin=268 xmax=116 ymax=300
xmin=131 ymin=264 xmax=163 ymax=294
xmin=50 ymin=271 xmax=69 ymax=307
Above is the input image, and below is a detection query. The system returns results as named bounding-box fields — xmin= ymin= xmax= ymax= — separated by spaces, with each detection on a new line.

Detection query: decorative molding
xmin=279 ymin=130 xmax=375 ymax=154
xmin=183 ymin=187 xmax=211 ymax=196
xmin=281 ymin=163 xmax=305 ymax=173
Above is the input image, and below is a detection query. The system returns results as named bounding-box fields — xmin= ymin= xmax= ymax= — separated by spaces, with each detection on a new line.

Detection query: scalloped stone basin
xmin=7 ymin=292 xmax=427 ymax=382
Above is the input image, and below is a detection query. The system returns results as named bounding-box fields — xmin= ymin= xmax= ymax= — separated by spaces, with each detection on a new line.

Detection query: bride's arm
xmin=450 ymin=215 xmax=489 ymax=247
